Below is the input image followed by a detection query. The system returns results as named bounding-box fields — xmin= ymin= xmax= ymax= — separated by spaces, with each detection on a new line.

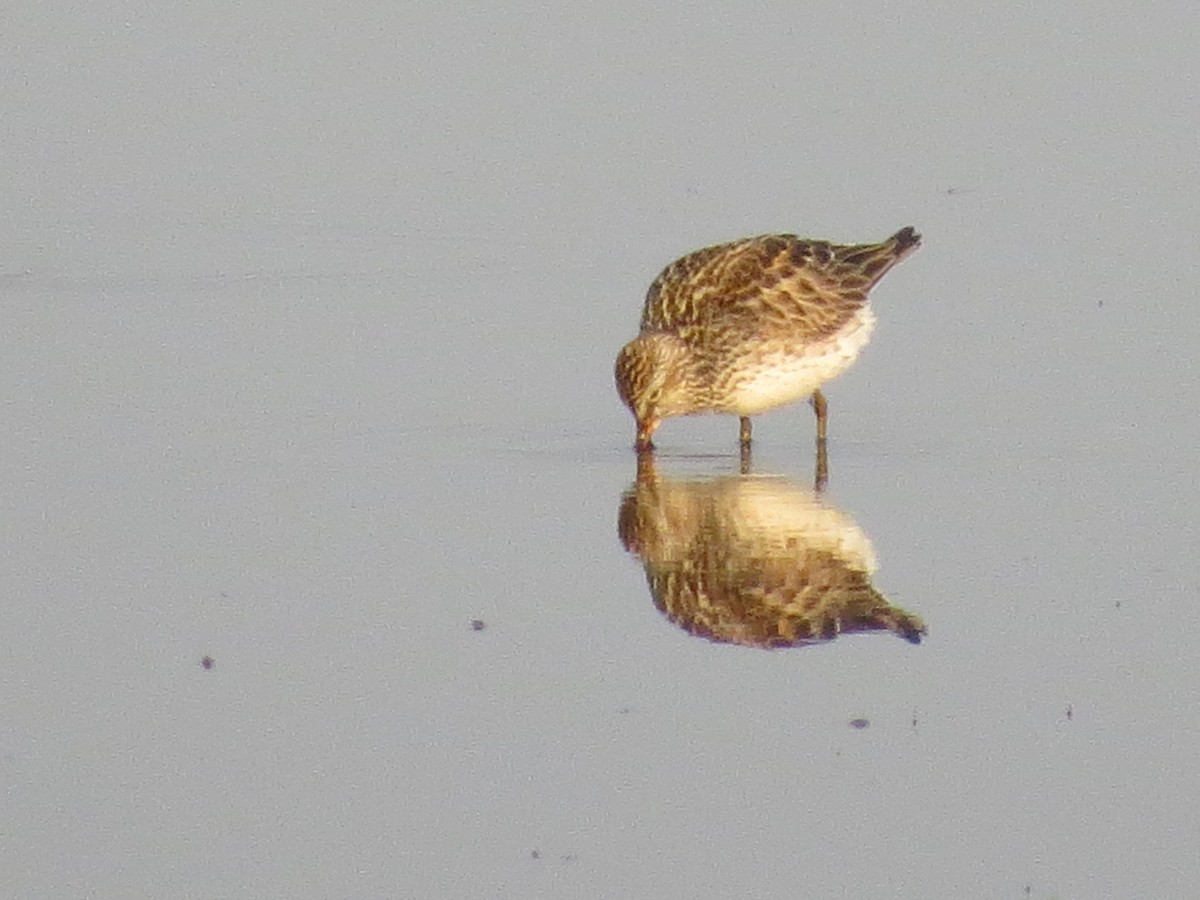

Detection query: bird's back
xmin=640 ymin=229 xmax=920 ymax=344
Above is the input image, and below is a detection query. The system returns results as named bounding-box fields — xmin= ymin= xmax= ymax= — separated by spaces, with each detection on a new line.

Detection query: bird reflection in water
xmin=618 ymin=453 xmax=925 ymax=649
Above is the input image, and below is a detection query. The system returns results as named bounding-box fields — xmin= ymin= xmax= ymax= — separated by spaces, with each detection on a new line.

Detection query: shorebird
xmin=615 ymin=227 xmax=921 ymax=451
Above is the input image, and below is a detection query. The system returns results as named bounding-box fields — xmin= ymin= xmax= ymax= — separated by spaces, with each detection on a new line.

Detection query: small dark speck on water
xmin=1066 ymin=704 xmax=1073 ymax=720
xmin=849 ymin=718 xmax=870 ymax=729
xmin=530 ymin=850 xmax=541 ymax=860
xmin=470 ymin=619 xmax=486 ymax=631
xmin=201 ymin=656 xmax=214 ymax=670
xmin=1098 ymin=300 xmax=1104 ymax=308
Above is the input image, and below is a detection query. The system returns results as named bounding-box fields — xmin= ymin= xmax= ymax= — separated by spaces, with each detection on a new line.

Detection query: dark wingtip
xmin=892 ymin=226 xmax=922 ymax=253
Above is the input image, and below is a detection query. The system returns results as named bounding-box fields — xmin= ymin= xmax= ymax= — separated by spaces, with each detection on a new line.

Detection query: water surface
xmin=4 ymin=3 xmax=1200 ymax=898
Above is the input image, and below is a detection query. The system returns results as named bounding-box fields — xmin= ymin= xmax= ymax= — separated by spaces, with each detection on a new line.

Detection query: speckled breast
xmin=718 ymin=307 xmax=876 ymax=415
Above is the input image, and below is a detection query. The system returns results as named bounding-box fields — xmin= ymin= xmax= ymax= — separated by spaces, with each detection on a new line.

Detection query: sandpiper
xmin=615 ymin=227 xmax=921 ymax=451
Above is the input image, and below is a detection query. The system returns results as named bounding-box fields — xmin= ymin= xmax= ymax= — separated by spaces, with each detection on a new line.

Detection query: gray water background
xmin=4 ymin=3 xmax=1199 ymax=898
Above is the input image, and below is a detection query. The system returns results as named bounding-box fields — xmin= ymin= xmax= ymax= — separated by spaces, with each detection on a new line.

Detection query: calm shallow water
xmin=4 ymin=251 xmax=1198 ymax=898
xmin=5 ymin=3 xmax=1200 ymax=899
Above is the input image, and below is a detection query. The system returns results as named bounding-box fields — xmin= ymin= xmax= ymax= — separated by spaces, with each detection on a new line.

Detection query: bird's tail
xmin=886 ymin=226 xmax=922 ymax=259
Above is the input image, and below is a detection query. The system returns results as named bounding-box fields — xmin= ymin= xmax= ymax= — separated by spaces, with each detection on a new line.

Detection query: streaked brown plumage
xmin=615 ymin=227 xmax=921 ymax=450
xmin=618 ymin=455 xmax=926 ymax=648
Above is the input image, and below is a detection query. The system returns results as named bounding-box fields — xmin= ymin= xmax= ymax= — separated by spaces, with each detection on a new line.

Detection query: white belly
xmin=724 ymin=309 xmax=876 ymax=415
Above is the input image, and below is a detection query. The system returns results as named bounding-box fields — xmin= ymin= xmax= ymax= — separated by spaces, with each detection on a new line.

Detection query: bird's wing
xmin=640 ymin=234 xmax=874 ymax=340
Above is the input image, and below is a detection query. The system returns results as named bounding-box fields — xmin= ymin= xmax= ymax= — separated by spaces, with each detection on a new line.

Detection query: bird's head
xmin=614 ymin=333 xmax=691 ymax=449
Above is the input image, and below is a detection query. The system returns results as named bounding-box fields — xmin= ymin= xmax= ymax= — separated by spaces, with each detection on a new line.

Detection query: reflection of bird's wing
xmin=621 ymin=474 xmax=926 ymax=649
xmin=639 ymin=230 xmax=918 ymax=343
xmin=645 ymin=551 xmax=925 ymax=648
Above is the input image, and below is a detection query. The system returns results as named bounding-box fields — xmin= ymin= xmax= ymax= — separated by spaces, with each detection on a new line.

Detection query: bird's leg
xmin=810 ymin=390 xmax=828 ymax=443
xmin=810 ymin=390 xmax=829 ymax=491
xmin=739 ymin=440 xmax=752 ymax=475
xmin=739 ymin=416 xmax=753 ymax=447
xmin=635 ymin=416 xmax=660 ymax=452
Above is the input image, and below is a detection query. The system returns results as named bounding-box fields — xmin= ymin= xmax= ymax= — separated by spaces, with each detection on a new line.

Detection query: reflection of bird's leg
xmin=739 ymin=441 xmax=752 ymax=475
xmin=810 ymin=390 xmax=828 ymax=443
xmin=739 ymin=416 xmax=752 ymax=447
xmin=636 ymin=445 xmax=659 ymax=483
xmin=815 ymin=436 xmax=829 ymax=492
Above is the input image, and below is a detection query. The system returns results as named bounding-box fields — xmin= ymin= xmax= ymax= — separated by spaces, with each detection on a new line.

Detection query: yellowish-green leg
xmin=636 ymin=416 xmax=660 ymax=452
xmin=811 ymin=390 xmax=828 ymax=443
xmin=811 ymin=390 xmax=829 ymax=491
xmin=739 ymin=416 xmax=752 ymax=447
